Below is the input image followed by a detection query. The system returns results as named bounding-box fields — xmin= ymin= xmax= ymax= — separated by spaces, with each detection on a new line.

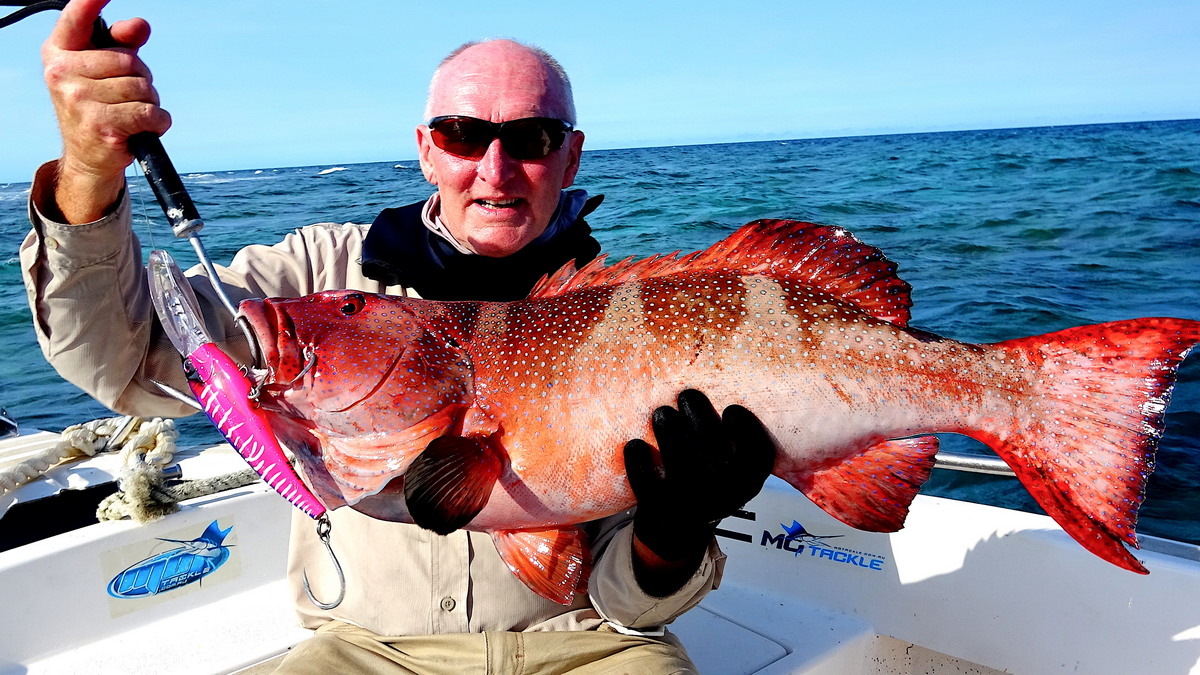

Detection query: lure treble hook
xmin=303 ymin=514 xmax=345 ymax=610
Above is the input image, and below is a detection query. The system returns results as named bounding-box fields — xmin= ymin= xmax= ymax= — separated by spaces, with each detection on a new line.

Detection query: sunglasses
xmin=427 ymin=115 xmax=574 ymax=160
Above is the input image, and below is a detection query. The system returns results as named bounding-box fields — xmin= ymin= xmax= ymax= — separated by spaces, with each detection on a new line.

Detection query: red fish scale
xmin=237 ymin=220 xmax=1200 ymax=581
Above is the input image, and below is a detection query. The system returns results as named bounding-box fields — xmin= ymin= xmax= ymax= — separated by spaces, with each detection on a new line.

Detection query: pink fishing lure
xmin=187 ymin=343 xmax=326 ymax=519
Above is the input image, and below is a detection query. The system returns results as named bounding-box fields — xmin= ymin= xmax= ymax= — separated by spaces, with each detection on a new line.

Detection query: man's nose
xmin=476 ymin=137 xmax=518 ymax=184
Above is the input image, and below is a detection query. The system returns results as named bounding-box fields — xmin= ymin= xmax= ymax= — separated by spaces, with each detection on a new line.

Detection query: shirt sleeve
xmin=585 ymin=510 xmax=726 ymax=631
xmin=20 ymin=161 xmax=190 ymax=417
xmin=18 ymin=160 xmax=375 ymax=419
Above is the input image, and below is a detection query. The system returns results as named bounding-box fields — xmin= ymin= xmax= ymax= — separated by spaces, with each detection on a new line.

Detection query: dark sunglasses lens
xmin=430 ymin=118 xmax=492 ymax=158
xmin=429 ymin=117 xmax=569 ymax=160
xmin=500 ymin=119 xmax=567 ymax=159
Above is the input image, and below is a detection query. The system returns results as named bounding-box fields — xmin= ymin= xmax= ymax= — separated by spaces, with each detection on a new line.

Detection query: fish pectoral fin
xmin=783 ymin=435 xmax=940 ymax=532
xmin=491 ymin=527 xmax=592 ymax=606
xmin=324 ymin=403 xmax=469 ymax=502
xmin=404 ymin=434 xmax=503 ymax=535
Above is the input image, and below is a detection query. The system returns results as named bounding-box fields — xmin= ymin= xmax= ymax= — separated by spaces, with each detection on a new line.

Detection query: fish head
xmin=237 ymin=291 xmax=473 ymax=435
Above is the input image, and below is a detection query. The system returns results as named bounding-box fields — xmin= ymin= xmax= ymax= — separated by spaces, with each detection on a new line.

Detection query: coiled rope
xmin=95 ymin=416 xmax=182 ymax=522
xmin=1 ymin=415 xmax=260 ymax=524
xmin=95 ymin=418 xmax=260 ymax=523
xmin=0 ymin=415 xmax=138 ymax=497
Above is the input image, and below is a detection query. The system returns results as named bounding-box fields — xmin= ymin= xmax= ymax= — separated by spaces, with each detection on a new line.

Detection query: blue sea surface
xmin=1 ymin=119 xmax=1198 ymax=544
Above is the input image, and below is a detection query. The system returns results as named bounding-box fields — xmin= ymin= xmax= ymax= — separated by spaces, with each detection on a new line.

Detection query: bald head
xmin=423 ymin=39 xmax=576 ymax=125
xmin=414 ymin=39 xmax=585 ymax=258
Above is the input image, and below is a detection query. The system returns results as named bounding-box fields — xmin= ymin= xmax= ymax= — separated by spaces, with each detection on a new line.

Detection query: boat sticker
xmin=717 ymin=510 xmax=889 ymax=572
xmin=102 ymin=519 xmax=240 ymax=617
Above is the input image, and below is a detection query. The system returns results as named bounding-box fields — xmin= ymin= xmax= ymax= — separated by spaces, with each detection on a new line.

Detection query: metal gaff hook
xmin=303 ymin=514 xmax=345 ymax=609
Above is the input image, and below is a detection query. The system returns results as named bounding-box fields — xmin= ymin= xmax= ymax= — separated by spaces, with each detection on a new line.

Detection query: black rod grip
xmin=129 ymin=132 xmax=204 ymax=237
xmin=91 ymin=16 xmax=203 ymax=237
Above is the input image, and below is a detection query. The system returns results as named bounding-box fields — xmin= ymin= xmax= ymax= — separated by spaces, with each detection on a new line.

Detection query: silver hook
xmin=303 ymin=514 xmax=345 ymax=609
xmin=291 ymin=344 xmax=317 ymax=385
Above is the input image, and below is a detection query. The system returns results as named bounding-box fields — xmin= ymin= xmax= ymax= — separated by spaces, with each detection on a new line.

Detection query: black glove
xmin=625 ymin=389 xmax=776 ymax=562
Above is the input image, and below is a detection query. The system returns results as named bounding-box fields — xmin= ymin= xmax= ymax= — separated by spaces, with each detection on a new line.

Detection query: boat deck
xmin=2 ymin=433 xmax=1198 ymax=674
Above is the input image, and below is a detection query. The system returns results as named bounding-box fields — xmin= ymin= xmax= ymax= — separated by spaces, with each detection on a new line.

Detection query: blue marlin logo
xmin=780 ymin=520 xmax=842 ymax=556
xmin=107 ymin=520 xmax=233 ymax=598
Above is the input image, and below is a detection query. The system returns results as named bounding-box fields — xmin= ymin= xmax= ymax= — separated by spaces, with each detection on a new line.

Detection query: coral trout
xmin=237 ymin=220 xmax=1200 ymax=604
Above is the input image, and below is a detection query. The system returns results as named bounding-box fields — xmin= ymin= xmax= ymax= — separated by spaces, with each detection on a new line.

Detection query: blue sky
xmin=2 ymin=0 xmax=1198 ymax=183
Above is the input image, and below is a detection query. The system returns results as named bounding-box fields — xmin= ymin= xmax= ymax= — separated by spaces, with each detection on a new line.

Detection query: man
xmin=22 ymin=1 xmax=773 ymax=672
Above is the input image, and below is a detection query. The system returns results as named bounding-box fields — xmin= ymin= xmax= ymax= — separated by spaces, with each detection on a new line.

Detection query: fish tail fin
xmin=978 ymin=317 xmax=1200 ymax=573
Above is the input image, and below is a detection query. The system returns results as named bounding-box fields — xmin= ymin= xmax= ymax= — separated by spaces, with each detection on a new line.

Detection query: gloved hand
xmin=625 ymin=389 xmax=776 ymax=562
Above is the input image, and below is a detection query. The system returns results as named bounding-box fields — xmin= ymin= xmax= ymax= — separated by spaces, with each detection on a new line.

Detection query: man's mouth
xmin=475 ymin=198 xmax=523 ymax=209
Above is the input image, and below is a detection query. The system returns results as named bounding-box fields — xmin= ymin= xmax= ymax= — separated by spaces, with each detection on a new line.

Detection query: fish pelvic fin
xmin=528 ymin=220 xmax=913 ymax=326
xmin=979 ymin=317 xmax=1200 ymax=574
xmin=404 ymin=433 xmax=503 ymax=535
xmin=780 ymin=436 xmax=940 ymax=532
xmin=492 ymin=527 xmax=591 ymax=605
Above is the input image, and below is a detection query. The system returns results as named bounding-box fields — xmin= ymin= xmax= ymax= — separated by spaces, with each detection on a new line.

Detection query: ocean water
xmin=1 ymin=119 xmax=1198 ymax=544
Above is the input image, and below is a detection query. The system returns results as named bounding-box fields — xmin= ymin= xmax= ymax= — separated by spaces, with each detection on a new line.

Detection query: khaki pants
xmin=273 ymin=621 xmax=698 ymax=674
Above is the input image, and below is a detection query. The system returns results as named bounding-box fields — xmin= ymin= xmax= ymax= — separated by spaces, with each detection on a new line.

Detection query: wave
xmin=1158 ymin=166 xmax=1198 ymax=177
xmin=0 ymin=187 xmax=33 ymax=202
xmin=175 ymin=173 xmax=282 ymax=186
xmin=2 ymin=120 xmax=1198 ymax=543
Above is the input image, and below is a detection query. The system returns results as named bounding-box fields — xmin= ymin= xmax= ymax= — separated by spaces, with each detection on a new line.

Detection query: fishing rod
xmin=4 ymin=1 xmax=345 ymax=607
xmin=0 ymin=0 xmax=66 ymax=27
xmin=2 ymin=1 xmax=243 ymax=322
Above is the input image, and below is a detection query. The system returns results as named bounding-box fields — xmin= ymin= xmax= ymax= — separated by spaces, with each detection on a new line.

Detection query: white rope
xmin=96 ymin=420 xmax=264 ymax=523
xmin=96 ymin=417 xmax=181 ymax=523
xmin=0 ymin=415 xmax=137 ymax=497
xmin=3 ymin=414 xmax=271 ymax=524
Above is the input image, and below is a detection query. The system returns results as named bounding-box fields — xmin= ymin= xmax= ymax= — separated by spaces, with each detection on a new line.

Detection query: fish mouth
xmin=236 ymin=299 xmax=300 ymax=389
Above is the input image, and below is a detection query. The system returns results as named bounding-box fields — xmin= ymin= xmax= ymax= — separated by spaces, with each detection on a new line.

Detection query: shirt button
xmin=44 ymin=237 xmax=59 ymax=250
xmin=440 ymin=596 xmax=456 ymax=612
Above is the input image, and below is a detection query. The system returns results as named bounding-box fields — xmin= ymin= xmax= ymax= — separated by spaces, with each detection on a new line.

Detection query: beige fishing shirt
xmin=19 ymin=161 xmax=724 ymax=637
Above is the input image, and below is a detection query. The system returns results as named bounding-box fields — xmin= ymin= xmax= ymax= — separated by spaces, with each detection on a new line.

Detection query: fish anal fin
xmin=404 ymin=433 xmax=503 ymax=535
xmin=526 ymin=220 xmax=912 ymax=326
xmin=491 ymin=527 xmax=592 ymax=605
xmin=782 ymin=436 xmax=940 ymax=532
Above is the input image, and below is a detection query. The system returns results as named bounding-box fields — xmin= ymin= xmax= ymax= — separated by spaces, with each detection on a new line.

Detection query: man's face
xmin=417 ymin=41 xmax=585 ymax=257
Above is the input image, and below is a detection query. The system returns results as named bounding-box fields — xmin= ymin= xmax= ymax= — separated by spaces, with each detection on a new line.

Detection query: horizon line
xmin=3 ymin=116 xmax=1196 ymax=186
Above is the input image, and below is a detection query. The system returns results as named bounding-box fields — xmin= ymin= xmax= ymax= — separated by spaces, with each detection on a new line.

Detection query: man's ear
xmin=416 ymin=125 xmax=439 ymax=186
xmin=560 ymin=130 xmax=585 ymax=188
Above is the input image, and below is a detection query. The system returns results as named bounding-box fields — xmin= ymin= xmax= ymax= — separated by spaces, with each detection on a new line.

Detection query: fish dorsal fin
xmin=529 ymin=220 xmax=912 ymax=326
xmin=404 ymin=433 xmax=503 ymax=535
xmin=491 ymin=527 xmax=591 ymax=605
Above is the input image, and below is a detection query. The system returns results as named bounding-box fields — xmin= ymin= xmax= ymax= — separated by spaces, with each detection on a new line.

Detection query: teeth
xmin=478 ymin=199 xmax=519 ymax=208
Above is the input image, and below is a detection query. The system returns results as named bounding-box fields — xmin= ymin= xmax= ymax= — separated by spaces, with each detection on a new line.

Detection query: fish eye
xmin=340 ymin=293 xmax=366 ymax=315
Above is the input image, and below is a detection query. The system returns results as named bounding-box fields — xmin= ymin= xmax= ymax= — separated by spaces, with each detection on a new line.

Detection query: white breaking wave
xmin=317 ymin=167 xmax=349 ymax=175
